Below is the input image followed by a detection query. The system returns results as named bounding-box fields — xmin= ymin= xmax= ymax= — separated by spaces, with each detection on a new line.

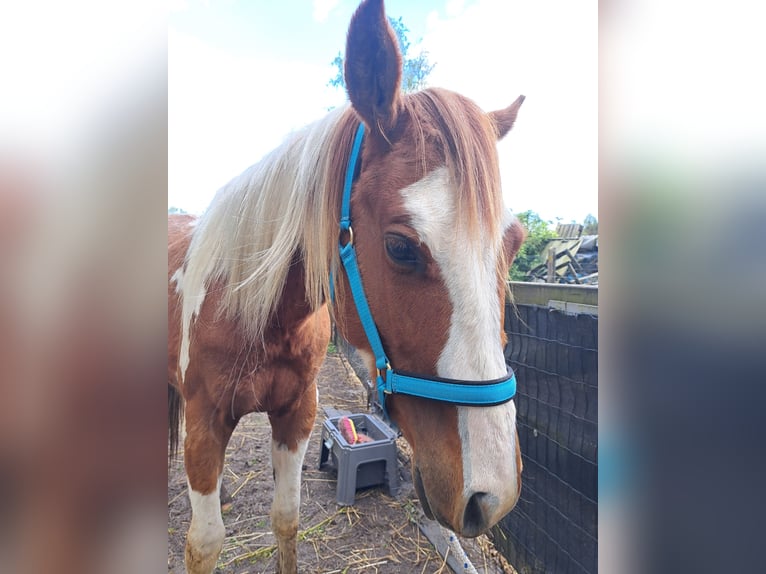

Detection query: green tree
xmin=509 ymin=211 xmax=557 ymax=281
xmin=328 ymin=16 xmax=435 ymax=94
xmin=582 ymin=213 xmax=598 ymax=235
xmin=168 ymin=206 xmax=187 ymax=214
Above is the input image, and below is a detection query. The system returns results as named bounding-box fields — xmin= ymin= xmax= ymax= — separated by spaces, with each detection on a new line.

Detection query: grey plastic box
xmin=318 ymin=414 xmax=399 ymax=505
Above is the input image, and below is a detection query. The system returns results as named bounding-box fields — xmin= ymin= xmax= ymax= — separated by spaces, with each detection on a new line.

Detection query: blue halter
xmin=337 ymin=122 xmax=517 ymax=418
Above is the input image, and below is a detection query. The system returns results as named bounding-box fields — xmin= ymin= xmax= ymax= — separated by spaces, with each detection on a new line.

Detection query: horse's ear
xmin=503 ymin=216 xmax=527 ymax=266
xmin=344 ymin=0 xmax=402 ymax=137
xmin=490 ymin=95 xmax=525 ymax=140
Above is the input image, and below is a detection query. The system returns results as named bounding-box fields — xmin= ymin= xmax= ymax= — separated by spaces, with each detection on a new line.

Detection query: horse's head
xmin=333 ymin=0 xmax=526 ymax=537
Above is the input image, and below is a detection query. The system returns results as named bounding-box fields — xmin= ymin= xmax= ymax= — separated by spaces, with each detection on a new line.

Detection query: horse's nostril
xmin=462 ymin=492 xmax=491 ymax=538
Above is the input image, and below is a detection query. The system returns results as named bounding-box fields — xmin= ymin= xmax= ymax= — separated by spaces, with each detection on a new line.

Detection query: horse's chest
xmin=187 ymin=304 xmax=328 ymax=417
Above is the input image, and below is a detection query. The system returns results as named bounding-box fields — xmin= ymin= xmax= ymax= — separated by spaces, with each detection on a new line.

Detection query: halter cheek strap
xmin=337 ymin=122 xmax=517 ymax=420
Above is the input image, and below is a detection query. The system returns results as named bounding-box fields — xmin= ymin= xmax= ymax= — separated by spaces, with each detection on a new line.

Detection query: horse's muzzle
xmin=460 ymin=491 xmax=498 ymax=537
xmin=414 ymin=465 xmax=505 ymax=538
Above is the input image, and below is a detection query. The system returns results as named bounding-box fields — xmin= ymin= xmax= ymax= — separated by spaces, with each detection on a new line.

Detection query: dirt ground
xmin=168 ymin=350 xmax=516 ymax=573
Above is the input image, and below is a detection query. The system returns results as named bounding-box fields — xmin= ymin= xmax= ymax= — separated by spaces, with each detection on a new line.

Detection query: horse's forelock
xmin=402 ymin=88 xmax=505 ymax=242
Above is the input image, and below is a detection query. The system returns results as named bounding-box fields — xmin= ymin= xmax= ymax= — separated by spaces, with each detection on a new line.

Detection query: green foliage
xmin=328 ymin=53 xmax=344 ymax=90
xmin=328 ymin=16 xmax=435 ymax=94
xmin=583 ymin=213 xmax=598 ymax=235
xmin=168 ymin=206 xmax=187 ymax=214
xmin=509 ymin=211 xmax=557 ymax=281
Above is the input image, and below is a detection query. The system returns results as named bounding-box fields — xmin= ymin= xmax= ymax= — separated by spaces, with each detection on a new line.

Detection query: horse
xmin=168 ymin=0 xmax=527 ymax=572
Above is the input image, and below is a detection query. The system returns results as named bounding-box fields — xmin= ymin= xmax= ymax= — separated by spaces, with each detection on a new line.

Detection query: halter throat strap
xmin=337 ymin=122 xmax=517 ymax=418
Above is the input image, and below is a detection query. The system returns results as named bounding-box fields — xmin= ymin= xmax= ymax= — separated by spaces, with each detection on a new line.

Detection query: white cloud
xmin=168 ymin=26 xmax=345 ymax=213
xmin=169 ymin=0 xmax=189 ymax=13
xmin=421 ymin=0 xmax=598 ymax=221
xmin=312 ymin=0 xmax=340 ymax=23
xmin=445 ymin=0 xmax=466 ymax=17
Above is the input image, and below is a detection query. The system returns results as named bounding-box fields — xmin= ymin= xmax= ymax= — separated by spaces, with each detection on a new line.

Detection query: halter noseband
xmin=338 ymin=122 xmax=517 ymax=418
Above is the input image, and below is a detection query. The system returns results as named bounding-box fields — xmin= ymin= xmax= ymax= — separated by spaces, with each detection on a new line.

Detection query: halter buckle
xmin=378 ymin=362 xmax=391 ymax=392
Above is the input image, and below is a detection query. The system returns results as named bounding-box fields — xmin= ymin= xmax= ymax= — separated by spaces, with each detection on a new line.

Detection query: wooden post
xmin=568 ymin=262 xmax=582 ymax=284
xmin=547 ymin=246 xmax=556 ymax=283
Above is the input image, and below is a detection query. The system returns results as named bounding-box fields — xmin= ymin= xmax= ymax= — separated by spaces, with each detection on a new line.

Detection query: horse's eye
xmin=384 ymin=234 xmax=419 ymax=267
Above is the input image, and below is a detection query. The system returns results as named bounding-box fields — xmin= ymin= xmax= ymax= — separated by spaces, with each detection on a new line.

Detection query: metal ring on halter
xmin=340 ymin=226 xmax=354 ymax=247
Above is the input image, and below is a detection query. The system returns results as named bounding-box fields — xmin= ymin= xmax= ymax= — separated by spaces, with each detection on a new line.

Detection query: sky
xmin=169 ymin=0 xmax=598 ymax=224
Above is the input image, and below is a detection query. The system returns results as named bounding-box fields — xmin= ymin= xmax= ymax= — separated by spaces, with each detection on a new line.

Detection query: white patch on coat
xmin=271 ymin=438 xmax=310 ymax=534
xmin=170 ymin=266 xmax=193 ymax=384
xmin=177 ymin=274 xmax=207 ymax=385
xmin=399 ymin=167 xmax=520 ymax=522
xmin=186 ymin=475 xmax=225 ymax=564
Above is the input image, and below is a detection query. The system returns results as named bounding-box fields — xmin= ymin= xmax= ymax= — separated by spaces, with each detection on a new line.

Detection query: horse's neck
xmin=269 ymin=254 xmax=316 ymax=329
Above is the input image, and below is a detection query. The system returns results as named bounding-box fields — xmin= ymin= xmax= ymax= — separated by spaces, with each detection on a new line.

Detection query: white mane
xmin=178 ymin=105 xmax=355 ymax=360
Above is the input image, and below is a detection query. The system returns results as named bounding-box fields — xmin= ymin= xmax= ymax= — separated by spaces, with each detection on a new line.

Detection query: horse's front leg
xmin=269 ymin=383 xmax=317 ymax=574
xmin=183 ymin=392 xmax=237 ymax=574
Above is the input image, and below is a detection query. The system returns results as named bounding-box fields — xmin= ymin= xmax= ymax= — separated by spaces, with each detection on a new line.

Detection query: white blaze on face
xmin=400 ymin=167 xmax=519 ymax=511
xmin=399 ymin=168 xmax=506 ymax=379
